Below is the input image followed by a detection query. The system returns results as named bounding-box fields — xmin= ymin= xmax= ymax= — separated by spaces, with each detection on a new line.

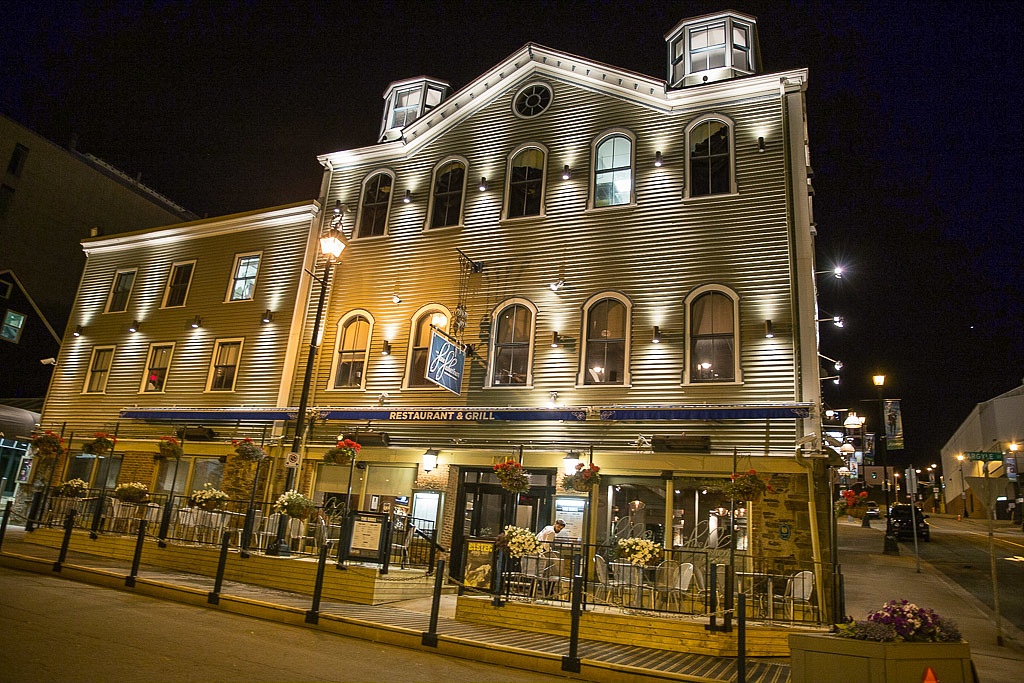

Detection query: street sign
xmin=965 ymin=451 xmax=1003 ymax=462
xmin=284 ymin=451 xmax=300 ymax=468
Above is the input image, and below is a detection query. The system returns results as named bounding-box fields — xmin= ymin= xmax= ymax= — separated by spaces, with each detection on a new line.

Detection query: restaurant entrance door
xmin=449 ymin=467 xmax=555 ymax=580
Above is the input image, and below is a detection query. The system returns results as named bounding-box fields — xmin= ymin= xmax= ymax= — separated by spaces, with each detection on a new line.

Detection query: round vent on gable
xmin=513 ymin=83 xmax=553 ymax=118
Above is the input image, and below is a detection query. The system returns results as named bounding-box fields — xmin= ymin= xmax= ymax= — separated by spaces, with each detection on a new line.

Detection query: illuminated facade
xmin=35 ymin=11 xmax=833 ymax=606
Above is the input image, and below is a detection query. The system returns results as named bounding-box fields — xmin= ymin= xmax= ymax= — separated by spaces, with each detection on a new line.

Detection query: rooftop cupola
xmin=665 ymin=11 xmax=760 ymax=88
xmin=379 ymin=76 xmax=451 ymax=142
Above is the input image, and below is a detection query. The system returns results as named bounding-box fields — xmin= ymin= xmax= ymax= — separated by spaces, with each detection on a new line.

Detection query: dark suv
xmin=887 ymin=504 xmax=930 ymax=541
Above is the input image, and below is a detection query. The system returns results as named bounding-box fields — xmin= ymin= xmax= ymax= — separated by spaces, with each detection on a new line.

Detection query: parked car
xmin=864 ymin=501 xmax=881 ymax=518
xmin=887 ymin=504 xmax=930 ymax=541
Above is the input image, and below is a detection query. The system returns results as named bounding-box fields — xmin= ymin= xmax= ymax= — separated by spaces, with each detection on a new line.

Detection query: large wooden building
xmin=33 ymin=11 xmax=834 ymax=603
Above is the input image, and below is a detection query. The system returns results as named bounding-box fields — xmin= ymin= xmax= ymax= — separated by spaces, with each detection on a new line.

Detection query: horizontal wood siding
xmin=299 ymin=76 xmax=802 ymax=454
xmin=40 ymin=206 xmax=316 ymax=435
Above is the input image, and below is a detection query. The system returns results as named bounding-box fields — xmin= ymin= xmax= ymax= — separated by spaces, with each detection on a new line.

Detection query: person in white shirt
xmin=536 ymin=519 xmax=566 ymax=546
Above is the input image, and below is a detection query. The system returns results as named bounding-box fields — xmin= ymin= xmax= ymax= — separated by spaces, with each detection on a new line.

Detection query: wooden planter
xmin=789 ymin=633 xmax=973 ymax=683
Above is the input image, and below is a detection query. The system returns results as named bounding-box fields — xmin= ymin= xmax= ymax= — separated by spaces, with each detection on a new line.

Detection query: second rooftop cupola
xmin=665 ymin=11 xmax=761 ymax=88
xmin=379 ymin=77 xmax=451 ymax=143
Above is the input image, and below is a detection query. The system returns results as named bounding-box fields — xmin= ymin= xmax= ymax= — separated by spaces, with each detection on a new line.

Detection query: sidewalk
xmin=838 ymin=515 xmax=1024 ymax=683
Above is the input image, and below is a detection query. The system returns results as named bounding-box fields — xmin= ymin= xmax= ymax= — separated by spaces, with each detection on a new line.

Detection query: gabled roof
xmin=318 ymin=42 xmax=806 ymax=171
xmin=0 ymin=269 xmax=60 ymax=343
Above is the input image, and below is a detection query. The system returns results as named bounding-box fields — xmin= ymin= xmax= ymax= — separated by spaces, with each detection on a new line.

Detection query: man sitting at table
xmin=536 ymin=519 xmax=565 ymax=549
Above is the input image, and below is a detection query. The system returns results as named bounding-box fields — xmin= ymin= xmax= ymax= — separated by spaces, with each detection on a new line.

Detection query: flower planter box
xmin=789 ymin=633 xmax=973 ymax=683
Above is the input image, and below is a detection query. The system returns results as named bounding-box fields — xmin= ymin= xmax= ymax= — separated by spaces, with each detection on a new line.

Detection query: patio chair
xmin=775 ymin=570 xmax=816 ymax=620
xmin=390 ymin=524 xmax=416 ymax=568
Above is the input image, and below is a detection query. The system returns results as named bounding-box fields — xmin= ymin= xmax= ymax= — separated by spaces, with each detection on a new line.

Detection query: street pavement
xmin=838 ymin=514 xmax=1024 ymax=683
xmin=3 ymin=519 xmax=1022 ymax=682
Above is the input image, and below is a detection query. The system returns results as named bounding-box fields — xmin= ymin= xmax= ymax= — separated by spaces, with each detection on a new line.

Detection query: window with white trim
xmin=162 ymin=261 xmax=195 ymax=308
xmin=489 ymin=300 xmax=536 ymax=386
xmin=105 ymin=269 xmax=137 ymax=313
xmin=141 ymin=342 xmax=175 ymax=393
xmin=332 ymin=313 xmax=371 ymax=389
xmin=227 ymin=253 xmax=260 ymax=301
xmin=1 ymin=309 xmax=26 ymax=343
xmin=506 ymin=146 xmax=546 ymax=219
xmin=685 ymin=286 xmax=740 ymax=384
xmin=580 ymin=293 xmax=631 ymax=386
xmin=207 ymin=338 xmax=243 ymax=392
xmin=593 ymin=133 xmax=633 ymax=207
xmin=406 ymin=306 xmax=449 ymax=388
xmin=429 ymin=158 xmax=466 ymax=229
xmin=84 ymin=346 xmax=115 ymax=394
xmin=357 ymin=172 xmax=394 ymax=238
xmin=686 ymin=116 xmax=734 ymax=198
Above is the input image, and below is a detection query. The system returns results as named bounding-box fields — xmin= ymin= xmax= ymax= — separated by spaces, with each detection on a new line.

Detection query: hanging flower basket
xmin=84 ymin=432 xmax=116 ymax=456
xmin=189 ymin=483 xmax=229 ymax=511
xmin=273 ymin=490 xmax=315 ymax=520
xmin=562 ymin=462 xmax=601 ymax=492
xmin=836 ymin=489 xmax=869 ymax=518
xmin=31 ymin=430 xmax=63 ymax=459
xmin=721 ymin=469 xmax=771 ymax=500
xmin=493 ymin=460 xmax=530 ymax=494
xmin=157 ymin=436 xmax=183 ymax=460
xmin=232 ymin=438 xmax=267 ymax=462
xmin=57 ymin=478 xmax=89 ymax=498
xmin=323 ymin=438 xmax=361 ymax=465
xmin=113 ymin=481 xmax=149 ymax=503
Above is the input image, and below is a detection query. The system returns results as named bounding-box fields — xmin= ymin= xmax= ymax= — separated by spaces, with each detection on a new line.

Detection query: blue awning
xmin=119 ymin=407 xmax=588 ymax=422
xmin=598 ymin=404 xmax=813 ymax=420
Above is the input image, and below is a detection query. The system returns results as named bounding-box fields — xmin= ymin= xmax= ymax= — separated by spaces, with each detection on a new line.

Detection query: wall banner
xmin=425 ymin=328 xmax=465 ymax=395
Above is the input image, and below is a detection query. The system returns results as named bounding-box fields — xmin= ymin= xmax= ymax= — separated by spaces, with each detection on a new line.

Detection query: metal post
xmin=562 ymin=560 xmax=583 ymax=673
xmin=877 ymin=391 xmax=899 ymax=555
xmin=736 ymin=592 xmax=747 ymax=683
xmin=54 ymin=509 xmax=76 ymax=572
xmin=305 ymin=541 xmax=332 ymax=623
xmin=125 ymin=519 xmax=148 ymax=587
xmin=240 ymin=456 xmax=264 ymax=558
xmin=208 ymin=530 xmax=232 ymax=604
xmin=269 ymin=260 xmax=333 ymax=556
xmin=422 ymin=559 xmax=445 ymax=647
xmin=0 ymin=500 xmax=11 ymax=551
xmin=491 ymin=548 xmax=505 ymax=607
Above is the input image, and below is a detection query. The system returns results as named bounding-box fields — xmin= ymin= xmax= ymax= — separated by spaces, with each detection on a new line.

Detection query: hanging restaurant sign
xmin=425 ymin=328 xmax=465 ymax=395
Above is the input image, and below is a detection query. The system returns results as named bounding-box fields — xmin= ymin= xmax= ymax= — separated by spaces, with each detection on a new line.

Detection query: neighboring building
xmin=940 ymin=384 xmax=1023 ymax=519
xmin=0 ymin=269 xmax=60 ymax=500
xmin=34 ymin=11 xmax=834 ymax=611
xmin=0 ymin=114 xmax=196 ymax=332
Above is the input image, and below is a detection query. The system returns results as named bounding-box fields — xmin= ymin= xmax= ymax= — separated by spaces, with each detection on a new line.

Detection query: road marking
xmin=1006 ymin=556 xmax=1024 ymax=563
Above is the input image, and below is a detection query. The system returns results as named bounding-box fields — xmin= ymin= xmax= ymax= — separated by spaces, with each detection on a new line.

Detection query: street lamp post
xmin=874 ymin=374 xmax=900 ymax=555
xmin=268 ymin=202 xmax=347 ymax=556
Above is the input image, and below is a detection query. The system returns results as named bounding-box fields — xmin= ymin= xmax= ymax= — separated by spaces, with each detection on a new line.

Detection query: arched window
xmin=489 ymin=299 xmax=536 ymax=386
xmin=429 ymin=158 xmax=466 ymax=229
xmin=406 ymin=306 xmax=450 ymax=388
xmin=685 ymin=286 xmax=741 ymax=383
xmin=593 ymin=133 xmax=633 ymax=207
xmin=506 ymin=145 xmax=546 ymax=219
xmin=332 ymin=312 xmax=372 ymax=389
xmin=580 ymin=293 xmax=631 ymax=386
xmin=357 ymin=171 xmax=394 ymax=238
xmin=686 ymin=117 xmax=734 ymax=198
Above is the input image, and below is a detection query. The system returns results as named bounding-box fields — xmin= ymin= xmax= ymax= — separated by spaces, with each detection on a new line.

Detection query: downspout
xmin=795 ymin=447 xmax=826 ymax=621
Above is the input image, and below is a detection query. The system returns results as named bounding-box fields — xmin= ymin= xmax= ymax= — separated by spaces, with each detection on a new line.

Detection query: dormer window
xmin=666 ymin=12 xmax=758 ymax=87
xmin=379 ymin=77 xmax=451 ymax=142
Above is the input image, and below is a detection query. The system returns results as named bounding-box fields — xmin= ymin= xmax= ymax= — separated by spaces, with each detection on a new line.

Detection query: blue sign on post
xmin=425 ymin=328 xmax=465 ymax=395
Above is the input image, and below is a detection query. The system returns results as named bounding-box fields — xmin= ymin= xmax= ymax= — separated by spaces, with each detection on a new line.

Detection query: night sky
xmin=3 ymin=1 xmax=1021 ymax=466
